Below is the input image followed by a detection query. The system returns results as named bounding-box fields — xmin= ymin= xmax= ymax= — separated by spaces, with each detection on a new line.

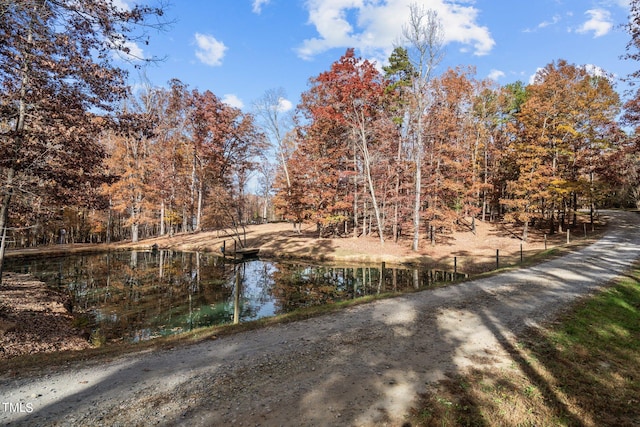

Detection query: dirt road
xmin=2 ymin=211 xmax=639 ymax=427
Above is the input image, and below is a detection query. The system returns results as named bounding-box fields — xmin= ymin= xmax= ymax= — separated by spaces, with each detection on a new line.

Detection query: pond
xmin=3 ymin=250 xmax=466 ymax=344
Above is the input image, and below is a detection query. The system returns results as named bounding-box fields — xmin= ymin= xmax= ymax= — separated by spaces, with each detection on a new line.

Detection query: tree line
xmin=275 ymin=6 xmax=635 ymax=247
xmin=2 ymin=1 xmax=640 ymax=283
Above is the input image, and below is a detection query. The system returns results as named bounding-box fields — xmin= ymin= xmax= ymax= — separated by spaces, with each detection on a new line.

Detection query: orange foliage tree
xmin=189 ymin=89 xmax=267 ymax=231
xmin=502 ymin=60 xmax=621 ymax=240
xmin=277 ymin=49 xmax=399 ymax=239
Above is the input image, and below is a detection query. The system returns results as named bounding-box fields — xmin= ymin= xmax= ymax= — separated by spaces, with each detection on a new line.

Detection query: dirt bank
xmin=121 ymin=215 xmax=602 ymax=270
xmin=0 ymin=273 xmax=90 ymax=359
xmin=5 ymin=215 xmax=602 ymax=270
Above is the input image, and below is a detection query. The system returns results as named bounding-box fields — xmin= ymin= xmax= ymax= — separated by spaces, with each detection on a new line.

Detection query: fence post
xmin=544 ymin=234 xmax=547 ymax=250
xmin=584 ymin=223 xmax=587 ymax=238
xmin=567 ymin=229 xmax=570 ymax=244
xmin=454 ymin=256 xmax=457 ymax=275
xmin=496 ymin=249 xmax=499 ymax=270
xmin=233 ymin=268 xmax=241 ymax=324
xmin=520 ymin=243 xmax=523 ymax=263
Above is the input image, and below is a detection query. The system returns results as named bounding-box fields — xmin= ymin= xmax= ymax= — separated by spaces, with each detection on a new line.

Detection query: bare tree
xmin=257 ymin=160 xmax=276 ymax=222
xmin=253 ymin=88 xmax=295 ymax=190
xmin=402 ymin=3 xmax=445 ymax=251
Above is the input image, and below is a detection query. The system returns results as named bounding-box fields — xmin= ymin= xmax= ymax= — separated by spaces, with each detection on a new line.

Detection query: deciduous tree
xmin=0 ymin=0 xmax=165 ymax=281
xmin=402 ymin=4 xmax=445 ymax=250
xmin=503 ymin=60 xmax=621 ymax=240
xmin=282 ymin=49 xmax=399 ymax=240
xmin=102 ymin=87 xmax=159 ymax=243
xmin=253 ymin=88 xmax=294 ymax=192
xmin=189 ymin=90 xmax=266 ymax=231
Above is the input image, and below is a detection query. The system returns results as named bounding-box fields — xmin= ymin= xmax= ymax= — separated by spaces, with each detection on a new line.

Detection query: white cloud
xmin=528 ymin=64 xmax=613 ymax=86
xmin=277 ymin=97 xmax=293 ymax=113
xmin=524 ymin=13 xmax=569 ymax=33
xmin=222 ymin=94 xmax=245 ymax=109
xmin=584 ymin=63 xmax=614 ymax=79
xmin=109 ymin=38 xmax=145 ymax=62
xmin=194 ymin=33 xmax=227 ymax=66
xmin=529 ymin=67 xmax=544 ymax=85
xmin=603 ymin=0 xmax=630 ymax=9
xmin=577 ymin=9 xmax=613 ymax=38
xmin=487 ymin=69 xmax=505 ymax=81
xmin=538 ymin=14 xmax=561 ymax=29
xmin=296 ymin=0 xmax=495 ymax=61
xmin=122 ymin=40 xmax=144 ymax=59
xmin=106 ymin=2 xmax=145 ymax=62
xmin=252 ymin=0 xmax=270 ymax=14
xmin=112 ymin=0 xmax=132 ymax=10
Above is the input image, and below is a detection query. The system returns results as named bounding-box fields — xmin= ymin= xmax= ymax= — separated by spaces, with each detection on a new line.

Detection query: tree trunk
xmin=393 ymin=175 xmax=400 ymax=242
xmin=0 ymin=222 xmax=8 ymax=283
xmin=0 ymin=180 xmax=13 ymax=285
xmin=413 ymin=151 xmax=422 ymax=251
xmin=353 ymin=149 xmax=358 ymax=238
xmin=359 ymin=129 xmax=384 ymax=244
xmin=190 ymin=144 xmax=198 ymax=232
xmin=558 ymin=207 xmax=563 ymax=233
xmin=588 ymin=170 xmax=597 ymax=227
xmin=182 ymin=206 xmax=188 ymax=233
xmin=1 ymin=19 xmax=31 ymax=284
xmin=196 ymin=181 xmax=203 ymax=232
xmin=280 ymin=150 xmax=291 ymax=190
xmin=160 ymin=200 xmax=166 ymax=236
xmin=482 ymin=138 xmax=490 ymax=222
xmin=131 ymin=221 xmax=139 ymax=243
xmin=362 ymin=200 xmax=367 ymax=237
xmin=0 ymin=170 xmax=14 ymax=285
xmin=262 ymin=196 xmax=268 ymax=222
xmin=412 ymin=114 xmax=424 ymax=252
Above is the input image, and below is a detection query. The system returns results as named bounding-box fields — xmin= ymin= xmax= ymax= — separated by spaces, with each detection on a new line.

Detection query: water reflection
xmin=4 ymin=251 xmax=466 ymax=344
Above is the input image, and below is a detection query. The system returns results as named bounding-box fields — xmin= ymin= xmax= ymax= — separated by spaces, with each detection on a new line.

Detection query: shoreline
xmin=4 ymin=216 xmax=603 ymax=270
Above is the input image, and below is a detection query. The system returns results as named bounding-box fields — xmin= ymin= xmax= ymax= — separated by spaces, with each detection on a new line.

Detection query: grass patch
xmin=409 ymin=267 xmax=640 ymax=426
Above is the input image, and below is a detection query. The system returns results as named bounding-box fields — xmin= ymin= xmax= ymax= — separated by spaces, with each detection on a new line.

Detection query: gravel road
xmin=2 ymin=211 xmax=640 ymax=427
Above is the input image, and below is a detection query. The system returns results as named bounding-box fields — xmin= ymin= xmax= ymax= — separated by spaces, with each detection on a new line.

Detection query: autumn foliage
xmin=2 ymin=0 xmax=640 ymax=264
xmin=274 ymin=51 xmax=626 ymax=245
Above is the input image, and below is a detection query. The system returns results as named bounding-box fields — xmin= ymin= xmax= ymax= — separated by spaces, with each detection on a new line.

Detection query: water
xmin=3 ymin=250 xmax=465 ymax=343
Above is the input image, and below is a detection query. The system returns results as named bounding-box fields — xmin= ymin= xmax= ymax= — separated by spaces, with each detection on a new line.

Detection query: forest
xmin=2 ymin=0 xmax=640 ymax=274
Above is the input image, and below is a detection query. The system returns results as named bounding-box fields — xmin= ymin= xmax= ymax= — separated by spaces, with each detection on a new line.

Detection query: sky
xmin=118 ymin=0 xmax=636 ymax=113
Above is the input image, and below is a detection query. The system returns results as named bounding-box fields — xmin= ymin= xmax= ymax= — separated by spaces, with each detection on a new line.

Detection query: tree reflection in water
xmin=4 ymin=252 xmax=465 ymax=344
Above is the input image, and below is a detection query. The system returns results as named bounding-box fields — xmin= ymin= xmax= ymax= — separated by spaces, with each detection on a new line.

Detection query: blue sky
xmin=119 ymin=0 xmax=635 ymax=112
